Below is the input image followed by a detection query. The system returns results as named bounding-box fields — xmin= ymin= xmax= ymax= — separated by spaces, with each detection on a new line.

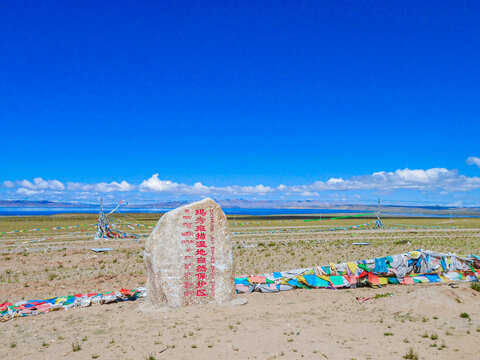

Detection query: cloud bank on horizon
xmin=2 ymin=157 xmax=480 ymax=206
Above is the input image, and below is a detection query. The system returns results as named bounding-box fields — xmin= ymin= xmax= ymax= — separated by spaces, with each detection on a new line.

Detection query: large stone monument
xmin=144 ymin=197 xmax=239 ymax=307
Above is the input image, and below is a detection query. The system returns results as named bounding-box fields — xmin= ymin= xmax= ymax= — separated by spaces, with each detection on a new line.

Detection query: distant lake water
xmin=0 ymin=207 xmax=478 ymax=218
xmin=0 ymin=207 xmax=364 ymax=217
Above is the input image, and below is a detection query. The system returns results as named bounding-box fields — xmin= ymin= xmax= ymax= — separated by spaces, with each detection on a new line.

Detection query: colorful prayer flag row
xmin=0 ymin=288 xmax=146 ymax=322
xmin=234 ymin=249 xmax=480 ymax=293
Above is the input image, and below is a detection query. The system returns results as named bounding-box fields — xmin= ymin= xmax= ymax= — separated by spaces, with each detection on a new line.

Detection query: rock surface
xmin=144 ymin=198 xmax=237 ymax=307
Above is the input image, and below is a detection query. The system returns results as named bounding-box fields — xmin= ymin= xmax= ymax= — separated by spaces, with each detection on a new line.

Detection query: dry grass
xmin=0 ymin=213 xmax=479 ymax=302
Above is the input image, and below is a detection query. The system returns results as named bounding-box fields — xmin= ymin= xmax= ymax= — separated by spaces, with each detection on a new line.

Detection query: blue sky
xmin=1 ymin=1 xmax=479 ymax=206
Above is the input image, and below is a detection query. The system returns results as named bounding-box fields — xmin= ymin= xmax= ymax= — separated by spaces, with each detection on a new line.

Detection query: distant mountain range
xmin=1 ymin=199 xmax=479 ymax=215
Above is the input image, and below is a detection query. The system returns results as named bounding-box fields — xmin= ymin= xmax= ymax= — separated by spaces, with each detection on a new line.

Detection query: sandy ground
xmin=1 ymin=283 xmax=479 ymax=360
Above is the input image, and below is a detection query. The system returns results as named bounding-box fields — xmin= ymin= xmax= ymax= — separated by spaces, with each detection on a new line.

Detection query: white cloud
xmin=300 ymin=191 xmax=319 ymax=197
xmin=466 ymin=156 xmax=480 ymax=168
xmin=3 ymin=181 xmax=15 ymax=188
xmin=67 ymin=181 xmax=135 ymax=192
xmin=5 ymin=177 xmax=137 ymax=194
xmin=449 ymin=200 xmax=463 ymax=207
xmin=285 ymin=168 xmax=480 ymax=193
xmin=326 ymin=177 xmax=344 ymax=185
xmin=224 ymin=184 xmax=274 ymax=195
xmin=16 ymin=188 xmax=41 ymax=196
xmin=139 ymin=174 xmax=274 ymax=195
xmin=139 ymin=175 xmax=180 ymax=193
xmin=15 ymin=177 xmax=65 ymax=191
xmin=1 ymin=177 xmax=134 ymax=197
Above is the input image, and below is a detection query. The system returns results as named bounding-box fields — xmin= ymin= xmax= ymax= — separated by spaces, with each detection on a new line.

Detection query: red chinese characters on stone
xmin=195 ymin=216 xmax=206 ymax=225
xmin=192 ymin=208 xmax=211 ymax=298
xmin=209 ymin=209 xmax=216 ymax=296
xmin=211 ymin=265 xmax=216 ymax=297
xmin=179 ymin=206 xmax=219 ymax=301
xmin=196 ymin=265 xmax=207 ymax=272
xmin=182 ymin=208 xmax=199 ymax=298
xmin=196 ymin=280 xmax=207 ymax=289
xmin=210 ymin=246 xmax=215 ymax=264
xmin=196 ymin=249 xmax=207 ymax=256
xmin=196 ymin=289 xmax=207 ymax=297
xmin=195 ymin=273 xmax=206 ymax=280
xmin=195 ymin=209 xmax=206 ymax=216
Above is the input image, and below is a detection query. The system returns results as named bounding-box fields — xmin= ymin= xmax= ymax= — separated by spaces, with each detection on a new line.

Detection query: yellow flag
xmin=347 ymin=262 xmax=358 ymax=273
